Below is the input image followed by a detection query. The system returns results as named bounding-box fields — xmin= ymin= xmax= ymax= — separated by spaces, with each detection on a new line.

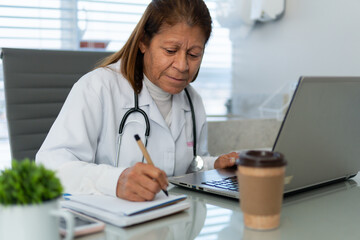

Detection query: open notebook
xmin=61 ymin=192 xmax=190 ymax=227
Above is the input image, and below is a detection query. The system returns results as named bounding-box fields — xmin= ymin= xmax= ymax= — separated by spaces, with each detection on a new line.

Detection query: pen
xmin=134 ymin=134 xmax=169 ymax=197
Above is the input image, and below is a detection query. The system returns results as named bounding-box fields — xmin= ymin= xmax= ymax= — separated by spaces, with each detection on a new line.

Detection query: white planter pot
xmin=0 ymin=198 xmax=74 ymax=240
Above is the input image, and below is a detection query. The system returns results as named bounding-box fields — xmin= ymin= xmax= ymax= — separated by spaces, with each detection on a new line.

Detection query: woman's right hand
xmin=116 ymin=162 xmax=168 ymax=201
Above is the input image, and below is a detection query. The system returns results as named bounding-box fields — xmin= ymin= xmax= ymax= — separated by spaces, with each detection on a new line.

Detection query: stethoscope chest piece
xmin=186 ymin=155 xmax=204 ymax=173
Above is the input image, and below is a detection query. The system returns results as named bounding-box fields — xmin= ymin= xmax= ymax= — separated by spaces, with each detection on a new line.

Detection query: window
xmin=75 ymin=0 xmax=232 ymax=116
xmin=0 ymin=0 xmax=232 ymax=165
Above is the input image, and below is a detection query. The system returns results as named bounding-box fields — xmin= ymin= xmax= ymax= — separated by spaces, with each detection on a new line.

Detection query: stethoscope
xmin=116 ymin=88 xmax=204 ymax=173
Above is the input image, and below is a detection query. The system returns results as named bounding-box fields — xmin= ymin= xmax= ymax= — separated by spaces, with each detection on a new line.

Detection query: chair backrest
xmin=1 ymin=48 xmax=113 ymax=161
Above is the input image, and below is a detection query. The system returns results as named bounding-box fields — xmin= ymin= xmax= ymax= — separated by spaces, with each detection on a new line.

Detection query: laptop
xmin=169 ymin=76 xmax=360 ymax=199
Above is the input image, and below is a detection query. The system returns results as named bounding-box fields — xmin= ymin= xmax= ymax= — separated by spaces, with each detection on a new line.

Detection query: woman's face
xmin=139 ymin=22 xmax=206 ymax=94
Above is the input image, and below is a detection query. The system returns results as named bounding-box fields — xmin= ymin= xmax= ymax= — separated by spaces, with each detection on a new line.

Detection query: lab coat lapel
xmin=171 ymin=91 xmax=190 ymax=142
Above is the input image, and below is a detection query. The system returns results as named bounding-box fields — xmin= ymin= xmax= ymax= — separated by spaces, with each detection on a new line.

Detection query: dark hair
xmin=98 ymin=0 xmax=212 ymax=94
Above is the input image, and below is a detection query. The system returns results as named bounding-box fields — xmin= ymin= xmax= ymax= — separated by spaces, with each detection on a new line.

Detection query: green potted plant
xmin=0 ymin=159 xmax=74 ymax=240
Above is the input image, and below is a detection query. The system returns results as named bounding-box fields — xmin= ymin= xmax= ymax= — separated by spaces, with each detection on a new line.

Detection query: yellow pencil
xmin=134 ymin=134 xmax=169 ymax=197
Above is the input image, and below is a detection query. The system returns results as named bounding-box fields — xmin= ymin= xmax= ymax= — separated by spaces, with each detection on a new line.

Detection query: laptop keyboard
xmin=202 ymin=176 xmax=238 ymax=192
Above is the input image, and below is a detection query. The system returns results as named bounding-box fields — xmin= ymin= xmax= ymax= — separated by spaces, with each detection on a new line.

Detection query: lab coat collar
xmin=123 ymin=80 xmax=170 ymax=132
xmin=123 ymin=81 xmax=191 ymax=141
xmin=171 ymin=90 xmax=191 ymax=142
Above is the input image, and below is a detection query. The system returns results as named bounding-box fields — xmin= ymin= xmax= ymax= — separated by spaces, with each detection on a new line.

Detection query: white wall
xmin=230 ymin=0 xmax=360 ymax=118
xmin=207 ymin=119 xmax=281 ymax=156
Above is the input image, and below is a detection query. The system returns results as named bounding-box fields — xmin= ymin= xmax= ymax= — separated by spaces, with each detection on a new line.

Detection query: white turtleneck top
xmin=144 ymin=76 xmax=173 ymax=127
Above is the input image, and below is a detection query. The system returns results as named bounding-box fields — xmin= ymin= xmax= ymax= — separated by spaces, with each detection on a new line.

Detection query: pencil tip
xmin=163 ymin=190 xmax=169 ymax=197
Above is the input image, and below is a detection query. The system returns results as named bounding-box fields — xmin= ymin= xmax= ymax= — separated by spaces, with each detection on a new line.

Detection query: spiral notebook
xmin=60 ymin=192 xmax=190 ymax=227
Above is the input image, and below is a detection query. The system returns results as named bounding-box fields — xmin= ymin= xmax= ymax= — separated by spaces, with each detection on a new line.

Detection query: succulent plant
xmin=0 ymin=159 xmax=63 ymax=205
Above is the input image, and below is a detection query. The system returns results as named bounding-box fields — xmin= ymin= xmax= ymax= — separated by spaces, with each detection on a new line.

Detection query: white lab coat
xmin=36 ymin=61 xmax=216 ymax=197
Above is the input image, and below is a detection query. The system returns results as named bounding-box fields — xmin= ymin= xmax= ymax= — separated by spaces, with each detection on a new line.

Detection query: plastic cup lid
xmin=237 ymin=150 xmax=287 ymax=168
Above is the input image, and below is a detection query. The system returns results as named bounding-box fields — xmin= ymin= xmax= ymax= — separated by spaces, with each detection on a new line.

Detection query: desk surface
xmin=78 ymin=174 xmax=360 ymax=240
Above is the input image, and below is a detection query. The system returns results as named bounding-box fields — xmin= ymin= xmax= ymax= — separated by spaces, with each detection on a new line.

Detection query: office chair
xmin=1 ymin=48 xmax=112 ymax=161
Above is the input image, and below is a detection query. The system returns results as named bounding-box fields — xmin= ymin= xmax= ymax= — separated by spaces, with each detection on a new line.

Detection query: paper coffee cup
xmin=237 ymin=150 xmax=286 ymax=230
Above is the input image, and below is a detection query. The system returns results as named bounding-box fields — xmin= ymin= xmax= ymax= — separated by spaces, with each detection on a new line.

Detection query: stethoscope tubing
xmin=184 ymin=88 xmax=197 ymax=157
xmin=119 ymin=92 xmax=150 ymax=137
xmin=116 ymin=88 xmax=196 ymax=168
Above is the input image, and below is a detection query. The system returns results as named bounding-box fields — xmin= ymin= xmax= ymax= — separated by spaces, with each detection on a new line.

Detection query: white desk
xmin=78 ymin=174 xmax=360 ymax=240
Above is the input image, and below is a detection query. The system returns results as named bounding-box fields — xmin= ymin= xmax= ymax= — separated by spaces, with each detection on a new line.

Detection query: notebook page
xmin=67 ymin=192 xmax=187 ymax=216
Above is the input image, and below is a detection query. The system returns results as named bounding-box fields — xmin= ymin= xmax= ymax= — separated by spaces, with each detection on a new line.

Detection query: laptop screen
xmin=273 ymin=76 xmax=360 ymax=193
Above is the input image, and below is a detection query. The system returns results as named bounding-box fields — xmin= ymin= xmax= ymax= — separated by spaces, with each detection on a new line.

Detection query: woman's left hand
xmin=214 ymin=152 xmax=238 ymax=169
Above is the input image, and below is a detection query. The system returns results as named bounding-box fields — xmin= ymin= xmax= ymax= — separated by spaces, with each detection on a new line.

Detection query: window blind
xmin=0 ymin=0 xmax=77 ymax=49
xmin=0 ymin=0 xmax=232 ymax=119
xmin=77 ymin=0 xmax=231 ymax=68
xmin=76 ymin=0 xmax=232 ymax=115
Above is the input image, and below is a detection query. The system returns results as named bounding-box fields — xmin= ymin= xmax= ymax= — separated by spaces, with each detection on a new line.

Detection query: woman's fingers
xmin=116 ymin=163 xmax=168 ymax=201
xmin=214 ymin=152 xmax=238 ymax=169
xmin=137 ymin=163 xmax=168 ymax=191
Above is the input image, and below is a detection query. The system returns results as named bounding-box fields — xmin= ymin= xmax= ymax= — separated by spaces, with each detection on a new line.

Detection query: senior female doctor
xmin=36 ymin=0 xmax=238 ymax=202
